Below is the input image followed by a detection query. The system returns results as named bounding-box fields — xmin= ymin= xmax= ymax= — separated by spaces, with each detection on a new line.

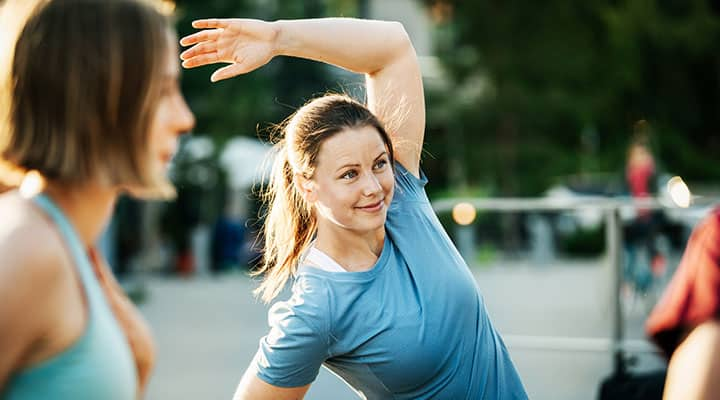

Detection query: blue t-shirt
xmin=252 ymin=163 xmax=527 ymax=399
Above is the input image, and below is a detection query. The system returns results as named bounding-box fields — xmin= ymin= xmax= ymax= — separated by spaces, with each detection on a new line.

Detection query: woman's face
xmin=303 ymin=125 xmax=394 ymax=235
xmin=146 ymin=38 xmax=195 ymax=179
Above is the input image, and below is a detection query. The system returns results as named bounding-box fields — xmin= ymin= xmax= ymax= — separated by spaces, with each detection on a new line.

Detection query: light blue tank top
xmin=3 ymin=194 xmax=137 ymax=400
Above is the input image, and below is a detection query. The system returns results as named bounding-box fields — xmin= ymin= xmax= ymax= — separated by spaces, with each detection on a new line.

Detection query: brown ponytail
xmin=253 ymin=141 xmax=317 ymax=302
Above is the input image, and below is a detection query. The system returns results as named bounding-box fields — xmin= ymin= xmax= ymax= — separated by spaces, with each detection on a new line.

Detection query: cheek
xmin=318 ymin=183 xmax=356 ymax=211
xmin=332 ymin=185 xmax=359 ymax=207
xmin=147 ymin=114 xmax=162 ymax=150
xmin=148 ymin=104 xmax=171 ymax=148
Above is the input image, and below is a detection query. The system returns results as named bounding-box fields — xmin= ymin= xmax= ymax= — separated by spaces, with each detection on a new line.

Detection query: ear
xmin=294 ymin=173 xmax=317 ymax=203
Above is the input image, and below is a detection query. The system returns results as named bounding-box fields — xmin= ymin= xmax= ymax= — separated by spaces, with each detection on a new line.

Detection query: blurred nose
xmin=175 ymin=94 xmax=195 ymax=135
xmin=362 ymin=172 xmax=382 ymax=196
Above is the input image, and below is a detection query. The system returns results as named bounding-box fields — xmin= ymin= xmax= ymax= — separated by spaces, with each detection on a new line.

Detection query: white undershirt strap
xmin=303 ymin=246 xmax=348 ymax=273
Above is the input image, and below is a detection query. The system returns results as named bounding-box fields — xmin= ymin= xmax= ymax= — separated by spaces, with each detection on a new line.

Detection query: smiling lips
xmin=356 ymin=199 xmax=384 ymax=212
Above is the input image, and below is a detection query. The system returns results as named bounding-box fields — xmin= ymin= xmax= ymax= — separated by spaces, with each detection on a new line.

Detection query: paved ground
xmin=140 ymin=274 xmax=357 ymax=400
xmin=139 ymin=258 xmax=668 ymax=400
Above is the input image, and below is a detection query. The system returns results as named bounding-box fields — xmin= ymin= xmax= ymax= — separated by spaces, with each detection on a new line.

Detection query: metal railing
xmin=432 ymin=196 xmax=716 ymax=375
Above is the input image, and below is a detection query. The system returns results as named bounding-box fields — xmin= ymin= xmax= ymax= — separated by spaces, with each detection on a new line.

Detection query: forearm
xmin=272 ymin=18 xmax=412 ymax=75
xmin=233 ymin=366 xmax=310 ymax=400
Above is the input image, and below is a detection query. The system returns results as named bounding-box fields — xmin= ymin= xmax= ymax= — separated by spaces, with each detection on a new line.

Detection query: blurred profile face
xmin=146 ymin=35 xmax=195 ymax=179
xmin=303 ymin=125 xmax=394 ymax=235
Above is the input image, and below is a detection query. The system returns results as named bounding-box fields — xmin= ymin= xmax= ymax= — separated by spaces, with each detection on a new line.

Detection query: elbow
xmin=388 ymin=21 xmax=413 ymax=54
xmin=366 ymin=20 xmax=414 ymax=75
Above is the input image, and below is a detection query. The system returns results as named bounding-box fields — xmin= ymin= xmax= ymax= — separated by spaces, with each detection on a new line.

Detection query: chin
xmin=357 ymin=215 xmax=387 ymax=232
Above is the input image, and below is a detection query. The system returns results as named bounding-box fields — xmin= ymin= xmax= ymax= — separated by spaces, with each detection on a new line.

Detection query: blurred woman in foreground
xmin=0 ymin=0 xmax=194 ymax=398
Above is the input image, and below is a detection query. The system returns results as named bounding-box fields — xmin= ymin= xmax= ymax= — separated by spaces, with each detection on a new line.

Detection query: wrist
xmin=269 ymin=20 xmax=288 ymax=57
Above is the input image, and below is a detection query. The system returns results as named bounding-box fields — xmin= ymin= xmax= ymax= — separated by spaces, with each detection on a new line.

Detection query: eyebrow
xmin=334 ymin=151 xmax=388 ymax=173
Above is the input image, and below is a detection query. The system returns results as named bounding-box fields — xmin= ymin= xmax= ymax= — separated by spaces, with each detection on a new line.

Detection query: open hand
xmin=180 ymin=19 xmax=278 ymax=82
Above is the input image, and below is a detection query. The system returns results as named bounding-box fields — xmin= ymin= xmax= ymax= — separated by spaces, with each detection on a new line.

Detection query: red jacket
xmin=646 ymin=207 xmax=720 ymax=357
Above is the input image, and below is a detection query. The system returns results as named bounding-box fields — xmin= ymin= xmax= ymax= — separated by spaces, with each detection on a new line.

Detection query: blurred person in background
xmin=623 ymin=127 xmax=666 ymax=303
xmin=181 ymin=17 xmax=527 ymax=400
xmin=0 ymin=0 xmax=194 ymax=398
xmin=646 ymin=207 xmax=720 ymax=399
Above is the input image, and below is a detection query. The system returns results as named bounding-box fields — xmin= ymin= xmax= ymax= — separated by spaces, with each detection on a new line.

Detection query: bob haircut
xmin=1 ymin=0 xmax=173 ymax=195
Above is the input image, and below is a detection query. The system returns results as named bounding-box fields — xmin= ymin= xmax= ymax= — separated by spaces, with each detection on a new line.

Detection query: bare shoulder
xmin=676 ymin=319 xmax=720 ymax=352
xmin=0 ymin=192 xmax=73 ymax=378
xmin=0 ymin=192 xmax=68 ymax=295
xmin=679 ymin=319 xmax=720 ymax=353
xmin=664 ymin=319 xmax=720 ymax=400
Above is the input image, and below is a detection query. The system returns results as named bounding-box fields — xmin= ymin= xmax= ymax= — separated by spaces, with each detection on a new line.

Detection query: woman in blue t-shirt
xmin=181 ymin=17 xmax=528 ymax=400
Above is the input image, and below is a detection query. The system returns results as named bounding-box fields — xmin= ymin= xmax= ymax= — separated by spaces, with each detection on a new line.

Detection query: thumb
xmin=210 ymin=63 xmax=247 ymax=82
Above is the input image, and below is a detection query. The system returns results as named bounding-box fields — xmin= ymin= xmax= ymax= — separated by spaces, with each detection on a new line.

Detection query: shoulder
xmin=707 ymin=207 xmax=720 ymax=237
xmin=0 ymin=194 xmax=71 ymax=350
xmin=697 ymin=207 xmax=720 ymax=235
xmin=673 ymin=319 xmax=720 ymax=360
xmin=269 ymin=275 xmax=332 ymax=333
xmin=686 ymin=207 xmax=720 ymax=257
xmin=0 ymin=193 xmax=69 ymax=305
xmin=390 ymin=161 xmax=428 ymax=204
xmin=256 ymin=275 xmax=332 ymax=385
xmin=664 ymin=319 xmax=720 ymax=399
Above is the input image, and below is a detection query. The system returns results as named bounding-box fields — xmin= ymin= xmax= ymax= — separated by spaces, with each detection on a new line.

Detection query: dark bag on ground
xmin=597 ymin=370 xmax=665 ymax=400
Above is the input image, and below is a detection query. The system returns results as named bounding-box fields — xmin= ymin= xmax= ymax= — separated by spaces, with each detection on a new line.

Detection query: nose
xmin=362 ymin=172 xmax=382 ymax=196
xmin=175 ymin=94 xmax=195 ymax=135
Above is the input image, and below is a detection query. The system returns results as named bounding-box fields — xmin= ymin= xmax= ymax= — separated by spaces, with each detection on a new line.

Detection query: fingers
xmin=181 ymin=52 xmax=220 ymax=69
xmin=210 ymin=64 xmax=247 ymax=82
xmin=191 ymin=19 xmax=229 ymax=29
xmin=179 ymin=28 xmax=222 ymax=47
xmin=179 ymin=18 xmax=253 ymax=80
xmin=180 ymin=42 xmax=216 ymax=61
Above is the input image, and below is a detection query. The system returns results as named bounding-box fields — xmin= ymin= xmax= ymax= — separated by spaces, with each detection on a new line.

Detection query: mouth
xmin=356 ymin=199 xmax=384 ymax=212
xmin=160 ymin=152 xmax=175 ymax=164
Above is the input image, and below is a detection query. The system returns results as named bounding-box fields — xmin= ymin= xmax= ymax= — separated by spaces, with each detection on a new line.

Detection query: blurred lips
xmin=160 ymin=144 xmax=177 ymax=164
xmin=160 ymin=151 xmax=175 ymax=164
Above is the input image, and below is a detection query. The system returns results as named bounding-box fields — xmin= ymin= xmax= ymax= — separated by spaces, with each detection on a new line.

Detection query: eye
xmin=340 ymin=169 xmax=358 ymax=180
xmin=373 ymin=158 xmax=388 ymax=170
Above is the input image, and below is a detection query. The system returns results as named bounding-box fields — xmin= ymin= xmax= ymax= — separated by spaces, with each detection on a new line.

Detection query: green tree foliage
xmin=422 ymin=0 xmax=720 ymax=195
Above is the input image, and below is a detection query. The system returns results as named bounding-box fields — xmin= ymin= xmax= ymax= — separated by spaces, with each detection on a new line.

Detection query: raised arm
xmin=180 ymin=18 xmax=425 ymax=176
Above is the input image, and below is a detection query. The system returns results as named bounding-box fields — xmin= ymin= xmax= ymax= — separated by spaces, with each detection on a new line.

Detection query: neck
xmin=42 ymin=182 xmax=118 ymax=248
xmin=314 ymin=222 xmax=385 ymax=272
